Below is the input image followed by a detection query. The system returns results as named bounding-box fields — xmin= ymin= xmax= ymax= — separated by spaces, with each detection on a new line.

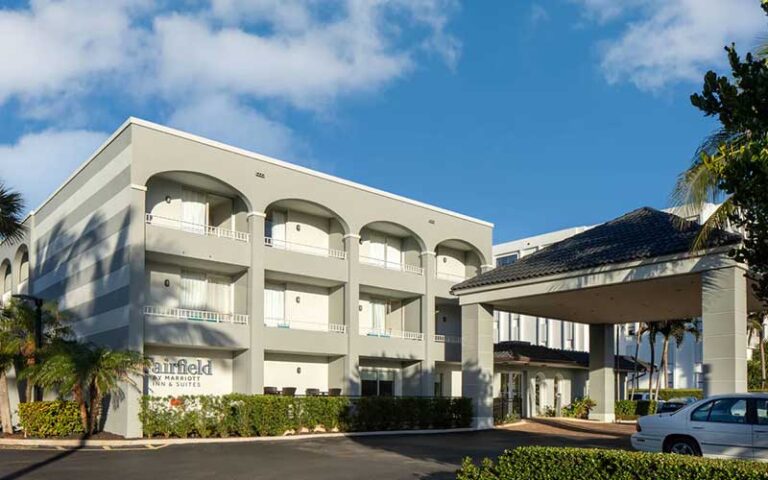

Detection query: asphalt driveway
xmin=0 ymin=419 xmax=634 ymax=480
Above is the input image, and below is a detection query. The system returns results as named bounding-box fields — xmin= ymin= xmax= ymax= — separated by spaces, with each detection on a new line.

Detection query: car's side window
xmin=756 ymin=400 xmax=768 ymax=425
xmin=708 ymin=398 xmax=748 ymax=424
xmin=691 ymin=401 xmax=713 ymax=422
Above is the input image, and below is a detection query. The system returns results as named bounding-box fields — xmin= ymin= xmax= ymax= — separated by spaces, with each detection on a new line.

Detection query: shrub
xmin=18 ymin=401 xmax=85 ymax=438
xmin=615 ymin=400 xmax=637 ymax=420
xmin=636 ymin=400 xmax=657 ymax=416
xmin=561 ymin=397 xmax=595 ymax=419
xmin=140 ymin=395 xmax=471 ymax=438
xmin=456 ymin=447 xmax=768 ymax=480
xmin=632 ymin=389 xmax=703 ymax=401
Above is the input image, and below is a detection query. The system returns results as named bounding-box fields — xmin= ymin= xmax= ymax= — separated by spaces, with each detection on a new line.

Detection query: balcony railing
xmin=359 ymin=256 xmax=423 ymax=275
xmin=264 ymin=237 xmax=347 ymax=260
xmin=359 ymin=326 xmax=424 ymax=341
xmin=435 ymin=271 xmax=467 ymax=282
xmin=264 ymin=317 xmax=347 ymax=334
xmin=145 ymin=213 xmax=250 ymax=242
xmin=433 ymin=334 xmax=462 ymax=344
xmin=144 ymin=305 xmax=249 ymax=325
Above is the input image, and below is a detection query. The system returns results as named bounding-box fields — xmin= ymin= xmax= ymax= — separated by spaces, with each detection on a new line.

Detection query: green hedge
xmin=633 ymin=389 xmax=703 ymax=401
xmin=456 ymin=447 xmax=768 ymax=480
xmin=140 ymin=395 xmax=472 ymax=438
xmin=18 ymin=401 xmax=85 ymax=438
xmin=616 ymin=400 xmax=658 ymax=419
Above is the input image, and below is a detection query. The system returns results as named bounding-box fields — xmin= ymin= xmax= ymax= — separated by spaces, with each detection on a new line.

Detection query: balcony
xmin=264 ymin=317 xmax=347 ymax=334
xmin=433 ymin=334 xmax=461 ymax=344
xmin=264 ymin=237 xmax=346 ymax=260
xmin=146 ymin=213 xmax=250 ymax=242
xmin=359 ymin=326 xmax=424 ymax=341
xmin=359 ymin=256 xmax=423 ymax=275
xmin=144 ymin=305 xmax=248 ymax=325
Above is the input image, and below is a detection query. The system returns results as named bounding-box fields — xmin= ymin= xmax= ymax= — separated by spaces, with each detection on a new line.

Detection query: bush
xmin=456 ymin=447 xmax=768 ymax=480
xmin=140 ymin=395 xmax=472 ymax=438
xmin=632 ymin=389 xmax=703 ymax=401
xmin=636 ymin=400 xmax=657 ymax=416
xmin=561 ymin=397 xmax=595 ymax=419
xmin=615 ymin=400 xmax=637 ymax=420
xmin=18 ymin=401 xmax=85 ymax=438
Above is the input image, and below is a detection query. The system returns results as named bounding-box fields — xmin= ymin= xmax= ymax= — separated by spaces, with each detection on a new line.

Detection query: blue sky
xmin=0 ymin=0 xmax=766 ymax=243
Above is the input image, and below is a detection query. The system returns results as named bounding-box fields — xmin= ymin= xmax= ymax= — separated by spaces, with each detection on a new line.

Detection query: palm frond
xmin=0 ymin=183 xmax=25 ymax=245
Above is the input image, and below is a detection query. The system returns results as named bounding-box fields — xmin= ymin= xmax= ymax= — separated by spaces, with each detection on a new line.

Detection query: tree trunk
xmin=630 ymin=333 xmax=641 ymax=399
xmin=655 ymin=339 xmax=668 ymax=402
xmin=73 ymin=386 xmax=88 ymax=434
xmin=0 ymin=370 xmax=13 ymax=435
xmin=648 ymin=337 xmax=656 ymax=399
xmin=24 ymin=356 xmax=34 ymax=402
xmin=761 ymin=334 xmax=766 ymax=390
xmin=88 ymin=383 xmax=100 ymax=436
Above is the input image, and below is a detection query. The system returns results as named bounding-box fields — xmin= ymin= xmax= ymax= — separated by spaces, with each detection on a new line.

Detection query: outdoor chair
xmin=306 ymin=388 xmax=320 ymax=396
xmin=328 ymin=388 xmax=342 ymax=397
xmin=264 ymin=386 xmax=279 ymax=395
xmin=282 ymin=387 xmax=297 ymax=396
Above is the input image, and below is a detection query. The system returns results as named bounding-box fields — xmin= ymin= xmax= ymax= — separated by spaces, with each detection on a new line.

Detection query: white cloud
xmin=574 ymin=0 xmax=767 ymax=90
xmin=0 ymin=0 xmax=147 ymax=104
xmin=167 ymin=94 xmax=300 ymax=160
xmin=0 ymin=129 xmax=106 ymax=211
xmin=530 ymin=4 xmax=550 ymax=27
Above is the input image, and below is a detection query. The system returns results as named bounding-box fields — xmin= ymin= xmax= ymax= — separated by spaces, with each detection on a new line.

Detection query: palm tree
xmin=653 ymin=319 xmax=700 ymax=400
xmin=24 ymin=340 xmax=148 ymax=435
xmin=0 ymin=183 xmax=25 ymax=244
xmin=748 ymin=312 xmax=767 ymax=389
xmin=629 ymin=322 xmax=651 ymax=398
xmin=0 ymin=346 xmax=14 ymax=435
xmin=644 ymin=322 xmax=660 ymax=398
xmin=0 ymin=300 xmax=71 ymax=402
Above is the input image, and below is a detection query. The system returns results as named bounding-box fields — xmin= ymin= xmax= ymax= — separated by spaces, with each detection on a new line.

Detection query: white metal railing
xmin=264 ymin=237 xmax=347 ymax=260
xmin=264 ymin=317 xmax=347 ymax=334
xmin=435 ymin=271 xmax=467 ymax=282
xmin=433 ymin=334 xmax=462 ymax=344
xmin=144 ymin=306 xmax=249 ymax=325
xmin=359 ymin=326 xmax=424 ymax=341
xmin=359 ymin=256 xmax=423 ymax=275
xmin=145 ymin=213 xmax=250 ymax=242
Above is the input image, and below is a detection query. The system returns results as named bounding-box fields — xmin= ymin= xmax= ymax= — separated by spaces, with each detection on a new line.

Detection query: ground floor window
xmin=361 ymin=369 xmax=395 ymax=397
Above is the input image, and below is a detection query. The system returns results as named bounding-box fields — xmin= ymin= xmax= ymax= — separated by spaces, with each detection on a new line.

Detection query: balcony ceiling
xmin=156 ymin=172 xmax=241 ymax=198
xmin=269 ymin=199 xmax=336 ymax=219
xmin=364 ymin=222 xmax=413 ymax=239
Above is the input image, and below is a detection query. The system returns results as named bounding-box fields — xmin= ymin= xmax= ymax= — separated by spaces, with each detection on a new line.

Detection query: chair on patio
xmin=264 ymin=386 xmax=279 ymax=395
xmin=328 ymin=388 xmax=342 ymax=397
xmin=305 ymin=388 xmax=320 ymax=396
xmin=282 ymin=387 xmax=297 ymax=397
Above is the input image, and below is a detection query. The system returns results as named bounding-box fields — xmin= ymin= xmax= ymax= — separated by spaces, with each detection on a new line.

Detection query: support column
xmin=421 ymin=251 xmax=436 ymax=396
xmin=702 ymin=267 xmax=748 ymax=396
xmin=124 ymin=184 xmax=147 ymax=438
xmin=344 ymin=234 xmax=361 ymax=396
xmin=461 ymin=303 xmax=494 ymax=429
xmin=235 ymin=212 xmax=266 ymax=394
xmin=588 ymin=323 xmax=615 ymax=422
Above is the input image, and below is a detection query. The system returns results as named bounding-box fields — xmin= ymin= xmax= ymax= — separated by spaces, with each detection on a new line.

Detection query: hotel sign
xmin=147 ymin=354 xmax=231 ymax=396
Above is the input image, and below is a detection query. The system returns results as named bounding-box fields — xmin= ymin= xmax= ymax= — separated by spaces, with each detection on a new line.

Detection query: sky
xmin=0 ymin=0 xmax=766 ymax=243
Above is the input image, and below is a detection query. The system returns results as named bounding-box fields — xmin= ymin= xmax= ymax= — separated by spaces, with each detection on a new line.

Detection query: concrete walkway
xmin=0 ymin=420 xmax=635 ymax=480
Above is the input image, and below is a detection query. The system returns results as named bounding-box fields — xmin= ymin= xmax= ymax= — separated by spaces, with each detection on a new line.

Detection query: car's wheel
xmin=664 ymin=437 xmax=701 ymax=456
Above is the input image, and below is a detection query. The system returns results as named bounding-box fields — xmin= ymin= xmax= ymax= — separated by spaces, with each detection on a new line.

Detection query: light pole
xmin=12 ymin=294 xmax=43 ymax=402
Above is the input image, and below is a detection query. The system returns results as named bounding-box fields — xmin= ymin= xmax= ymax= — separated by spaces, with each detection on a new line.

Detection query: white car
xmin=631 ymin=393 xmax=768 ymax=461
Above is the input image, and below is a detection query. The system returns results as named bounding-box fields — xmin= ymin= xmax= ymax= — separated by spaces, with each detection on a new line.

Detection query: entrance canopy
xmin=452 ymin=207 xmax=760 ymax=324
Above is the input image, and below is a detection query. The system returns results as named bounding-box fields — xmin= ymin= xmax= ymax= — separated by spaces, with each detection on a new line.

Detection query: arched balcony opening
xmin=359 ymin=222 xmax=426 ymax=275
xmin=14 ymin=245 xmax=29 ymax=294
xmin=1 ymin=260 xmax=11 ymax=305
xmin=264 ymin=199 xmax=348 ymax=260
xmin=145 ymin=171 xmax=251 ymax=242
xmin=434 ymin=239 xmax=485 ymax=283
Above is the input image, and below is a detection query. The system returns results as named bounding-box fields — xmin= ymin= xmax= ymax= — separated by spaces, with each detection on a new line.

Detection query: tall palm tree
xmin=0 ymin=300 xmax=71 ymax=402
xmin=748 ymin=312 xmax=767 ymax=389
xmin=0 ymin=183 xmax=25 ymax=244
xmin=653 ymin=319 xmax=701 ymax=400
xmin=0 ymin=346 xmax=14 ymax=435
xmin=629 ymin=322 xmax=650 ymax=398
xmin=24 ymin=340 xmax=149 ymax=435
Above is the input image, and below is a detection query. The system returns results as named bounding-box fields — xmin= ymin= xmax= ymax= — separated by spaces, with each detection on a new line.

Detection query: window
xmin=757 ymin=400 xmax=768 ymax=425
xmin=691 ymin=398 xmax=747 ymax=424
xmin=496 ymin=253 xmax=518 ymax=267
xmin=361 ymin=369 xmax=395 ymax=397
xmin=180 ymin=270 xmax=233 ymax=313
xmin=537 ymin=318 xmax=548 ymax=346
xmin=264 ymin=285 xmax=286 ymax=326
xmin=181 ymin=188 xmax=234 ymax=234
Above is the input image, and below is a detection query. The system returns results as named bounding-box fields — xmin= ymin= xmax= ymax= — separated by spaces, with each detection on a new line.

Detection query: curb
xmin=0 ymin=427 xmax=478 ymax=449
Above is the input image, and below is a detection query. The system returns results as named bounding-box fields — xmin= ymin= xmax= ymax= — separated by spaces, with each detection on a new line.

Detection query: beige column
xmin=344 ymin=234 xmax=361 ymax=396
xmin=461 ymin=302 xmax=494 ymax=429
xmin=702 ymin=267 xmax=748 ymax=396
xmin=421 ymin=250 xmax=436 ymax=396
xmin=588 ymin=323 xmax=615 ymax=422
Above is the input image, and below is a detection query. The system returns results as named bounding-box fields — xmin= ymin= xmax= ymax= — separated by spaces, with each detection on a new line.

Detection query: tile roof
xmin=454 ymin=207 xmax=741 ymax=292
xmin=494 ymin=341 xmax=650 ymax=372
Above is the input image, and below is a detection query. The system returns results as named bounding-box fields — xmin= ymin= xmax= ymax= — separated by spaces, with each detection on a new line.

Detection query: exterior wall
xmin=1 ymin=118 xmax=494 ymax=436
